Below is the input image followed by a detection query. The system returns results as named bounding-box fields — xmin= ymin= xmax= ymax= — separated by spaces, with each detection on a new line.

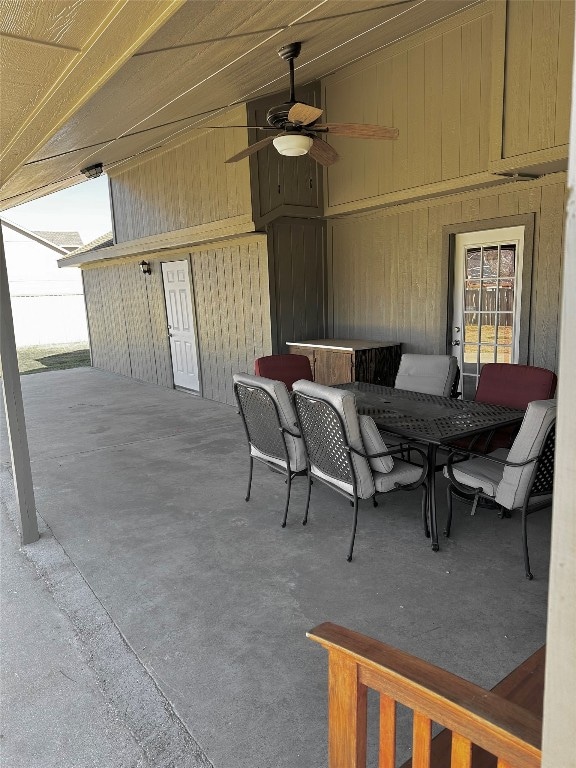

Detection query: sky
xmin=3 ymin=176 xmax=112 ymax=247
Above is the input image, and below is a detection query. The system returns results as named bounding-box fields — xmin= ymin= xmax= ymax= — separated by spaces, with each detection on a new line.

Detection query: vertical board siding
xmin=191 ymin=238 xmax=271 ymax=405
xmin=503 ymin=0 xmax=574 ymax=158
xmin=110 ymin=106 xmax=252 ymax=243
xmin=82 ymin=261 xmax=172 ymax=386
xmin=267 ymin=217 xmax=326 ymax=352
xmin=324 ymin=4 xmax=492 ymax=210
xmin=328 ymin=177 xmax=566 ymax=371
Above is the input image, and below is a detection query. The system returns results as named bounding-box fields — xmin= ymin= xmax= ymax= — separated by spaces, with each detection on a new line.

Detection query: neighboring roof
xmin=33 ymin=230 xmax=83 ymax=248
xmin=68 ymin=231 xmax=114 ymax=256
xmin=0 ymin=218 xmax=68 ymax=255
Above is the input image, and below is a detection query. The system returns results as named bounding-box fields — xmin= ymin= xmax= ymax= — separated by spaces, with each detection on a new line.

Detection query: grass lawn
xmin=16 ymin=342 xmax=91 ymax=375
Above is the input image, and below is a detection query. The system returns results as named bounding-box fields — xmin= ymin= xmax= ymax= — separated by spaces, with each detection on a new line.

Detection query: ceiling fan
xmin=225 ymin=42 xmax=399 ymax=166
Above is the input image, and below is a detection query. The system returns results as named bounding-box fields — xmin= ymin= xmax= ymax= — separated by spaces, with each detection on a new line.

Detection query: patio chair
xmin=394 ymin=353 xmax=459 ymax=397
xmin=292 ymin=379 xmax=428 ymax=561
xmin=254 ymin=354 xmax=313 ymax=391
xmin=444 ymin=399 xmax=556 ymax=579
xmin=471 ymin=363 xmax=557 ymax=450
xmin=233 ymin=373 xmax=307 ymax=527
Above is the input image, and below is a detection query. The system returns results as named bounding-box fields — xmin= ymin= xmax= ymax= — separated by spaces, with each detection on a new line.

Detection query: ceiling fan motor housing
xmin=266 ymin=102 xmax=298 ymax=129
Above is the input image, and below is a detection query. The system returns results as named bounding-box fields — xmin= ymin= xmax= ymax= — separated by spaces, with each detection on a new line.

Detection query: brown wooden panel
xmin=314 ymin=349 xmax=353 ymax=385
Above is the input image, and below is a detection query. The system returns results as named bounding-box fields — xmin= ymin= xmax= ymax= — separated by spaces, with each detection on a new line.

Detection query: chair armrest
xmin=349 ymin=444 xmax=429 ymax=489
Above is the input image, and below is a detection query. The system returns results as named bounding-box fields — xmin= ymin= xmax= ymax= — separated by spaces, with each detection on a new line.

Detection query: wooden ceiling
xmin=0 ymin=0 xmax=478 ymax=209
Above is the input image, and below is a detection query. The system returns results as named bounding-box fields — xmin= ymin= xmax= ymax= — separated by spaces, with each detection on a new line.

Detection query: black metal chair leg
xmin=281 ymin=470 xmax=292 ymax=528
xmin=444 ymin=485 xmax=453 ymax=537
xmin=245 ymin=456 xmax=253 ymax=502
xmin=522 ymin=502 xmax=533 ymax=580
xmin=347 ymin=496 xmax=360 ymax=562
xmin=422 ymin=484 xmax=430 ymax=538
xmin=302 ymin=472 xmax=312 ymax=525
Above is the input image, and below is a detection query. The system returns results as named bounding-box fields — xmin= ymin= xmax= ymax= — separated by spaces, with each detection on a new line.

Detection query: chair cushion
xmin=395 ymin=354 xmax=458 ymax=397
xmin=443 ymin=448 xmax=509 ymax=498
xmin=254 ymin=354 xmax=313 ymax=391
xmin=496 ymin=399 xmax=556 ymax=510
xmin=292 ymin=380 xmax=375 ymax=499
xmin=475 ymin=364 xmax=557 ymax=408
xmin=373 ymin=459 xmax=423 ymax=492
xmin=233 ymin=373 xmax=307 ymax=472
xmin=358 ymin=415 xmax=394 ymax=473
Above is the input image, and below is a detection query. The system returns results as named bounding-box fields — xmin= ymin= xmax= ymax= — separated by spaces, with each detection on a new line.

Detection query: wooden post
xmin=541 ymin=14 xmax=576 ymax=768
xmin=327 ymin=650 xmax=367 ymax=768
xmin=0 ymin=225 xmax=38 ymax=545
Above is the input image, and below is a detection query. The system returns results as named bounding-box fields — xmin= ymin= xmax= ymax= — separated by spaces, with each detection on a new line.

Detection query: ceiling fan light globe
xmin=273 ymin=134 xmax=313 ymax=157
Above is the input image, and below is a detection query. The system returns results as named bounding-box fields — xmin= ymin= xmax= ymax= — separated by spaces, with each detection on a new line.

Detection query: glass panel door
xmin=453 ymin=227 xmax=524 ymax=400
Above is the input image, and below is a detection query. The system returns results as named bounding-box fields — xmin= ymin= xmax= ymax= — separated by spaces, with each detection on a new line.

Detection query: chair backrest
xmin=394 ymin=354 xmax=458 ymax=397
xmin=496 ymin=399 xmax=556 ymax=510
xmin=233 ymin=373 xmax=303 ymax=469
xmin=475 ymin=363 xmax=557 ymax=408
xmin=292 ymin=380 xmax=375 ymax=499
xmin=254 ymin=354 xmax=313 ymax=391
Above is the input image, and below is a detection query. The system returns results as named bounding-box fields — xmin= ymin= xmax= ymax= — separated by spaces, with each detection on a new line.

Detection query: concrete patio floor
xmin=1 ymin=368 xmax=551 ymax=767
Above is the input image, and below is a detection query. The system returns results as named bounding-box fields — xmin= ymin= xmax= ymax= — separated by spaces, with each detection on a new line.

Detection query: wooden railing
xmin=307 ymin=622 xmax=542 ymax=768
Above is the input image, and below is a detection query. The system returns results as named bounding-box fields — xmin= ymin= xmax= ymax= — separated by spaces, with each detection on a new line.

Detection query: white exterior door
xmin=452 ymin=226 xmax=525 ymax=400
xmin=162 ymin=260 xmax=200 ymax=391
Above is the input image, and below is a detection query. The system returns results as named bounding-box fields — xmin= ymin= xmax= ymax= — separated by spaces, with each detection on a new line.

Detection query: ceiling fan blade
xmin=288 ymin=103 xmax=323 ymax=126
xmin=309 ymin=137 xmax=339 ymax=166
xmin=225 ymin=134 xmax=280 ymax=163
xmin=314 ymin=123 xmax=399 ymax=139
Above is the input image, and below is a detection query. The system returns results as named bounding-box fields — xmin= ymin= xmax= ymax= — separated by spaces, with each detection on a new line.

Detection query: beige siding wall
xmin=109 ymin=106 xmax=252 ymax=243
xmin=328 ymin=175 xmax=567 ymax=372
xmin=323 ymin=3 xmax=493 ymax=213
xmin=502 ymin=0 xmax=574 ymax=159
xmin=83 ymin=262 xmax=173 ymax=386
xmin=190 ymin=236 xmax=272 ymax=405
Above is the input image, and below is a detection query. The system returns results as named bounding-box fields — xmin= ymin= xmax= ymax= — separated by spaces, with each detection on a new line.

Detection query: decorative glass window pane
xmin=463 ymin=313 xmax=478 ymax=343
xmin=496 ymin=319 xmax=513 ymax=344
xmin=482 ymin=246 xmax=499 ymax=278
xmin=481 ymin=283 xmax=498 ymax=312
xmin=463 ymin=343 xmax=477 ymax=365
xmin=496 ymin=346 xmax=512 ymax=363
xmin=464 ymin=286 xmax=480 ymax=312
xmin=466 ymin=248 xmax=481 ymax=279
xmin=500 ymin=246 xmax=516 ymax=277
xmin=480 ymin=345 xmax=496 ymax=363
xmin=479 ymin=315 xmax=497 ymax=345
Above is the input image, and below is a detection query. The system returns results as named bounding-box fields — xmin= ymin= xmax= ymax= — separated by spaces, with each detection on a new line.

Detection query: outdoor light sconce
xmin=139 ymin=260 xmax=152 ymax=275
xmin=80 ymin=163 xmax=104 ymax=179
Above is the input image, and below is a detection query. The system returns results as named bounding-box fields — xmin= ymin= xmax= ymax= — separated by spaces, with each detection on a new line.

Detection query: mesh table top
xmin=336 ymin=382 xmax=525 ymax=445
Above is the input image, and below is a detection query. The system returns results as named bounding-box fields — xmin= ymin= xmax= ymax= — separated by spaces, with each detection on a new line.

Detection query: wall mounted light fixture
xmin=139 ymin=260 xmax=152 ymax=275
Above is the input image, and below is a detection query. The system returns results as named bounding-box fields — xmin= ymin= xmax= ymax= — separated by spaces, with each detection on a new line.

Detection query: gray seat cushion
xmin=373 ymin=459 xmax=424 ymax=492
xmin=443 ymin=448 xmax=509 ymax=497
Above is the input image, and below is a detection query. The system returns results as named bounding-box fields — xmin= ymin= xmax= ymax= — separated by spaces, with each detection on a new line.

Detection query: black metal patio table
xmin=335 ymin=382 xmax=525 ymax=551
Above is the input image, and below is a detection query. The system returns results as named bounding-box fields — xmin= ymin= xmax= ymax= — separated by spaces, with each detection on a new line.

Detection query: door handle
xmin=451 ymin=340 xmax=461 ymax=346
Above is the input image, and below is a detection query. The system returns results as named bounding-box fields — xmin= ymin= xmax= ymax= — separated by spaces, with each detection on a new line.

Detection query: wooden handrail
xmin=307 ymin=622 xmax=541 ymax=768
